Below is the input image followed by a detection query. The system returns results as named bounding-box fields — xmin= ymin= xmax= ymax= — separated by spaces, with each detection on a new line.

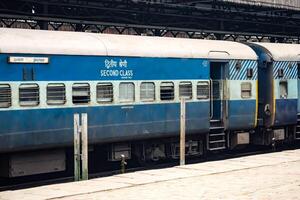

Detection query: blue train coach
xmin=248 ymin=43 xmax=300 ymax=145
xmin=0 ymin=28 xmax=259 ymax=177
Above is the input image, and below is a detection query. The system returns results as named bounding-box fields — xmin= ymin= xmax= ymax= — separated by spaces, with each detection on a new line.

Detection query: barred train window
xmin=160 ymin=82 xmax=174 ymax=100
xmin=140 ymin=82 xmax=155 ymax=101
xmin=72 ymin=83 xmax=90 ymax=104
xmin=279 ymin=81 xmax=288 ymax=99
xmin=19 ymin=84 xmax=40 ymax=106
xmin=179 ymin=82 xmax=192 ymax=99
xmin=97 ymin=83 xmax=113 ymax=103
xmin=241 ymin=82 xmax=252 ymax=98
xmin=47 ymin=83 xmax=66 ymax=105
xmin=0 ymin=84 xmax=11 ymax=108
xmin=119 ymin=82 xmax=135 ymax=102
xmin=197 ymin=81 xmax=209 ymax=99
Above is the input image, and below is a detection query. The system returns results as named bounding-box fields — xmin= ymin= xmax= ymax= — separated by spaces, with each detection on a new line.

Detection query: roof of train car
xmin=253 ymin=42 xmax=300 ymax=61
xmin=0 ymin=28 xmax=257 ymax=60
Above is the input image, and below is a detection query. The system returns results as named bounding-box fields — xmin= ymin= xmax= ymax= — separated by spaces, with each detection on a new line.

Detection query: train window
xmin=0 ymin=84 xmax=11 ymax=108
xmin=140 ymin=82 xmax=155 ymax=101
xmin=119 ymin=82 xmax=135 ymax=102
xmin=47 ymin=83 xmax=66 ymax=105
xmin=197 ymin=81 xmax=209 ymax=99
xmin=19 ymin=84 xmax=40 ymax=106
xmin=97 ymin=83 xmax=113 ymax=103
xmin=160 ymin=82 xmax=174 ymax=100
xmin=241 ymin=82 xmax=252 ymax=98
xmin=72 ymin=83 xmax=90 ymax=104
xmin=279 ymin=81 xmax=288 ymax=99
xmin=179 ymin=82 xmax=192 ymax=99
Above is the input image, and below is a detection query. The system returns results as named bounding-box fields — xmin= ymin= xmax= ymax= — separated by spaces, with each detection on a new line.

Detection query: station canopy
xmin=220 ymin=0 xmax=300 ymax=11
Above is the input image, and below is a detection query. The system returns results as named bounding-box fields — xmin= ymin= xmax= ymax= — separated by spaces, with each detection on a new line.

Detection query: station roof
xmin=253 ymin=42 xmax=300 ymax=61
xmin=221 ymin=0 xmax=300 ymax=11
xmin=0 ymin=28 xmax=257 ymax=60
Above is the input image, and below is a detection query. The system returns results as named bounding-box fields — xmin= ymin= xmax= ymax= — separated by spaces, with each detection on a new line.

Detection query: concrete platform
xmin=1 ymin=149 xmax=300 ymax=200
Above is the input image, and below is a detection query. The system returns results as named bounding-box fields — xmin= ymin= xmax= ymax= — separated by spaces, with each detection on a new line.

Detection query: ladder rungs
xmin=210 ymin=119 xmax=221 ymax=123
xmin=209 ymin=127 xmax=224 ymax=130
xmin=209 ymin=133 xmax=225 ymax=137
xmin=209 ymin=140 xmax=226 ymax=144
xmin=209 ymin=146 xmax=226 ymax=151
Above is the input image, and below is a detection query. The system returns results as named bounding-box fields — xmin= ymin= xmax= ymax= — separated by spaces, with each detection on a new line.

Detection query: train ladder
xmin=208 ymin=119 xmax=226 ymax=151
xmin=295 ymin=114 xmax=300 ymax=140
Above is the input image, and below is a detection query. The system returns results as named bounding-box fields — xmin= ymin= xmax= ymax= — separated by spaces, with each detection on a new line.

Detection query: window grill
xmin=140 ymin=82 xmax=155 ymax=101
xmin=72 ymin=83 xmax=90 ymax=104
xmin=19 ymin=84 xmax=40 ymax=106
xmin=119 ymin=82 xmax=135 ymax=102
xmin=197 ymin=81 xmax=209 ymax=99
xmin=47 ymin=83 xmax=66 ymax=105
xmin=97 ymin=83 xmax=113 ymax=103
xmin=241 ymin=82 xmax=252 ymax=98
xmin=160 ymin=82 xmax=174 ymax=100
xmin=0 ymin=84 xmax=11 ymax=108
xmin=179 ymin=82 xmax=192 ymax=99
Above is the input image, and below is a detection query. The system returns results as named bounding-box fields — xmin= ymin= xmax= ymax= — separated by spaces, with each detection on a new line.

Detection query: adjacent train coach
xmin=248 ymin=43 xmax=300 ymax=144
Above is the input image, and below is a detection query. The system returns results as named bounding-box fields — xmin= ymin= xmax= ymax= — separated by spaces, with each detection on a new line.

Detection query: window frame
xmin=279 ymin=80 xmax=288 ymax=99
xmin=197 ymin=81 xmax=210 ymax=100
xmin=140 ymin=82 xmax=155 ymax=102
xmin=47 ymin=83 xmax=66 ymax=105
xmin=72 ymin=83 xmax=91 ymax=104
xmin=119 ymin=82 xmax=135 ymax=103
xmin=0 ymin=84 xmax=11 ymax=108
xmin=179 ymin=81 xmax=193 ymax=100
xmin=160 ymin=82 xmax=175 ymax=101
xmin=19 ymin=83 xmax=40 ymax=106
xmin=97 ymin=82 xmax=114 ymax=103
xmin=241 ymin=82 xmax=252 ymax=99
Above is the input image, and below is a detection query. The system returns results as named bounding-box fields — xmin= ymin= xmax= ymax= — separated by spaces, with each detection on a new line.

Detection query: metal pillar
xmin=74 ymin=113 xmax=88 ymax=181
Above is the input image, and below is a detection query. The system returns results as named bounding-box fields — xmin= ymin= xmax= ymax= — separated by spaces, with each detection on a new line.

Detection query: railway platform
xmin=1 ymin=149 xmax=300 ymax=200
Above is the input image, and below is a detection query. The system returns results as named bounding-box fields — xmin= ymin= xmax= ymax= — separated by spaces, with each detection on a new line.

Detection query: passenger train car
xmin=249 ymin=43 xmax=300 ymax=144
xmin=0 ymin=28 xmax=298 ymax=177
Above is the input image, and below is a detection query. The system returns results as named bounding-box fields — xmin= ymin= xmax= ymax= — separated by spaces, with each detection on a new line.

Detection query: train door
xmin=210 ymin=62 xmax=226 ymax=121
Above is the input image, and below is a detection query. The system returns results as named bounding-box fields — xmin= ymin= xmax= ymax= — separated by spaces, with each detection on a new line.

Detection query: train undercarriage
xmin=1 ymin=121 xmax=300 ymax=183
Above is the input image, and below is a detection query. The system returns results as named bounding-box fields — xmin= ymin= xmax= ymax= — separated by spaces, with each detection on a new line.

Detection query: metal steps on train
xmin=296 ymin=114 xmax=300 ymax=140
xmin=208 ymin=120 xmax=226 ymax=151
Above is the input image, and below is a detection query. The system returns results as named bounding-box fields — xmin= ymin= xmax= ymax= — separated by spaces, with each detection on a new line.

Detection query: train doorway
xmin=210 ymin=62 xmax=226 ymax=121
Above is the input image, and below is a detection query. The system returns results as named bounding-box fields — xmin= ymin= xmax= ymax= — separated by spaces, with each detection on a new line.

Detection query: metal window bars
xmin=197 ymin=81 xmax=210 ymax=99
xmin=97 ymin=83 xmax=114 ymax=103
xmin=19 ymin=84 xmax=40 ymax=106
xmin=160 ymin=82 xmax=174 ymax=100
xmin=72 ymin=83 xmax=91 ymax=104
xmin=179 ymin=82 xmax=192 ymax=99
xmin=0 ymin=84 xmax=11 ymax=108
xmin=47 ymin=83 xmax=66 ymax=105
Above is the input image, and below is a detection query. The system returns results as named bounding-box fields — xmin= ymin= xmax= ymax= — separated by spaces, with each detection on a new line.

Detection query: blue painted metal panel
xmin=0 ymin=102 xmax=209 ymax=152
xmin=227 ymin=100 xmax=256 ymax=130
xmin=0 ymin=54 xmax=209 ymax=81
xmin=274 ymin=99 xmax=297 ymax=126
